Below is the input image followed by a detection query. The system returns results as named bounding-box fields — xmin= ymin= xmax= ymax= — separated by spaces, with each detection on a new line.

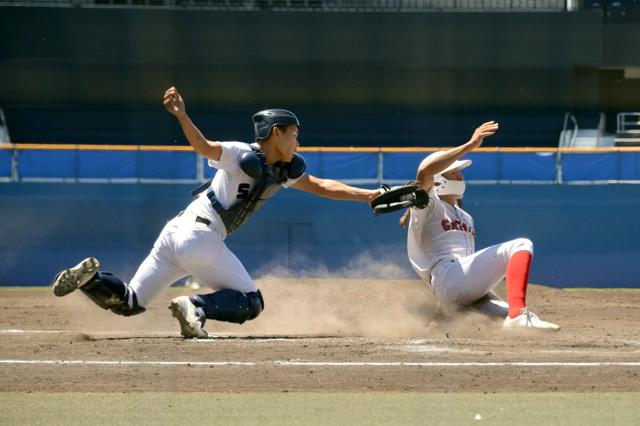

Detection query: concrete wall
xmin=1 ymin=182 xmax=638 ymax=288
xmin=0 ymin=7 xmax=620 ymax=147
xmin=0 ymin=8 xmax=604 ymax=108
xmin=4 ymin=8 xmax=640 ymax=146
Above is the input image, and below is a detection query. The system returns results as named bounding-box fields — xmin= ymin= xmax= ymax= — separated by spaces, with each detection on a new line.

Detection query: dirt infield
xmin=1 ymin=279 xmax=640 ymax=393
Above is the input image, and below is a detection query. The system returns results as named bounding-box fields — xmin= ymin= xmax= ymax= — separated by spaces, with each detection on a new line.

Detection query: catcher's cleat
xmin=52 ymin=257 xmax=100 ymax=297
xmin=168 ymin=296 xmax=208 ymax=339
xmin=502 ymin=308 xmax=560 ymax=332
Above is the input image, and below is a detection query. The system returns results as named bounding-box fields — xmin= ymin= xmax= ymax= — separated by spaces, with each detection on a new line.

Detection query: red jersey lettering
xmin=441 ymin=217 xmax=475 ymax=238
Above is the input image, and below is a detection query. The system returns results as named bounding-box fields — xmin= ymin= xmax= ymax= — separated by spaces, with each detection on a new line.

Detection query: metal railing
xmin=0 ymin=109 xmax=11 ymax=144
xmin=596 ymin=112 xmax=605 ymax=147
xmin=556 ymin=112 xmax=578 ymax=183
xmin=0 ymin=0 xmax=569 ymax=11
xmin=558 ymin=112 xmax=578 ymax=149
xmin=615 ymin=112 xmax=640 ymax=146
xmin=617 ymin=112 xmax=640 ymax=135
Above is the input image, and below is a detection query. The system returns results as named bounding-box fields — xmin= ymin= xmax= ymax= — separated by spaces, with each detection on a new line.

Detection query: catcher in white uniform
xmin=52 ymin=86 xmax=378 ymax=339
xmin=399 ymin=121 xmax=559 ymax=331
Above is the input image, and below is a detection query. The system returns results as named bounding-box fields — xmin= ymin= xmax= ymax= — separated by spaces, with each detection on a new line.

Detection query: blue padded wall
xmin=78 ymin=150 xmax=137 ymax=179
xmin=0 ymin=182 xmax=639 ymax=288
xmin=7 ymin=148 xmax=640 ymax=182
xmin=0 ymin=149 xmax=11 ymax=178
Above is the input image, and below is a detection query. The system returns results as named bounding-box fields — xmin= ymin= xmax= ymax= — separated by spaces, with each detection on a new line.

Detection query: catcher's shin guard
xmin=190 ymin=289 xmax=264 ymax=325
xmin=80 ymin=272 xmax=145 ymax=317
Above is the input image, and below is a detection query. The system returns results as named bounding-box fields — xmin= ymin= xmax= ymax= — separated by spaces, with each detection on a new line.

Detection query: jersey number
xmin=236 ymin=183 xmax=250 ymax=199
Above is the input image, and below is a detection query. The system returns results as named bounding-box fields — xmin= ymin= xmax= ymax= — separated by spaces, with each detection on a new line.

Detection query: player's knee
xmin=191 ymin=289 xmax=264 ymax=325
xmin=246 ymin=291 xmax=264 ymax=321
xmin=510 ymin=238 xmax=533 ymax=256
xmin=81 ymin=272 xmax=146 ymax=317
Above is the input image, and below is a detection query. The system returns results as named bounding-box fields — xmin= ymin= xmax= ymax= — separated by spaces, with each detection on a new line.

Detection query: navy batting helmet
xmin=252 ymin=109 xmax=300 ymax=140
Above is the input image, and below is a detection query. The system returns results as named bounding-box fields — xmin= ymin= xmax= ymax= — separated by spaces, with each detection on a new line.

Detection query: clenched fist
xmin=163 ymin=86 xmax=186 ymax=118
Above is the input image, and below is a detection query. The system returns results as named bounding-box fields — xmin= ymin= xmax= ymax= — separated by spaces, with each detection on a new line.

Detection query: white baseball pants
xmin=429 ymin=238 xmax=533 ymax=306
xmin=127 ymin=210 xmax=257 ymax=308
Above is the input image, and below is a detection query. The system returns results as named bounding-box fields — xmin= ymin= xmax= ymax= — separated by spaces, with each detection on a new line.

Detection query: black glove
xmin=371 ymin=183 xmax=429 ymax=215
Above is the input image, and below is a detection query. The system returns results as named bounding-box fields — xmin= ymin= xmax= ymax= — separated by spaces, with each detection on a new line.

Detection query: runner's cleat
xmin=503 ymin=308 xmax=560 ymax=332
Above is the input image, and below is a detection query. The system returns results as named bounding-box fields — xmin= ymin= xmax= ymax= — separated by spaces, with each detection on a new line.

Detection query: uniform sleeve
xmin=410 ymin=187 xmax=439 ymax=228
xmin=281 ymin=174 xmax=303 ymax=188
xmin=207 ymin=142 xmax=245 ymax=172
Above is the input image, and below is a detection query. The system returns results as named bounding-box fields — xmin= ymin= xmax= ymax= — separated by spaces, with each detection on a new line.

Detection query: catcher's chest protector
xmin=199 ymin=145 xmax=306 ymax=235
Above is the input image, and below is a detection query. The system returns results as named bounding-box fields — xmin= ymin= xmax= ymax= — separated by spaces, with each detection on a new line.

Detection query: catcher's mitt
xmin=371 ymin=183 xmax=429 ymax=215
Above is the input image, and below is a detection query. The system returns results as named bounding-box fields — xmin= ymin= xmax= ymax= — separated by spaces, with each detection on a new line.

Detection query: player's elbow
xmin=200 ymin=141 xmax=222 ymax=161
xmin=415 ymin=171 xmax=433 ymax=191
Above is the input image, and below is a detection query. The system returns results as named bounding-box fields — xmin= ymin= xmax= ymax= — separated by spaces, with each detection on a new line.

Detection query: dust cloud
xmin=50 ymin=253 xmax=508 ymax=339
xmin=255 ymin=251 xmax=415 ymax=280
xmin=229 ymin=254 xmax=507 ymax=339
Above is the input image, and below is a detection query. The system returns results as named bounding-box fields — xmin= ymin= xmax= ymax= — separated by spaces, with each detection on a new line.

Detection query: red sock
xmin=506 ymin=251 xmax=532 ymax=318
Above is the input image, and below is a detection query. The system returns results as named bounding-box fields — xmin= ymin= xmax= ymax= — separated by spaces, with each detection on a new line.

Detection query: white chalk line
xmin=0 ymin=329 xmax=74 ymax=334
xmin=1 ymin=359 xmax=640 ymax=367
xmin=0 ymin=329 xmax=238 ymax=338
xmin=194 ymin=338 xmax=297 ymax=343
xmin=3 ymin=329 xmax=640 ymax=364
xmin=276 ymin=361 xmax=640 ymax=367
xmin=0 ymin=360 xmax=255 ymax=366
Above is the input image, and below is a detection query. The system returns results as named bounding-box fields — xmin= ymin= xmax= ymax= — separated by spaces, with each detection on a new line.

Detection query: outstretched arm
xmin=163 ymin=86 xmax=223 ymax=161
xmin=292 ymin=174 xmax=379 ymax=203
xmin=416 ymin=121 xmax=499 ymax=190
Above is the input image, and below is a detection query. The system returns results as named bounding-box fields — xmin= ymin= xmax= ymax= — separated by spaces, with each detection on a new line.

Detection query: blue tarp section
xmin=0 ymin=149 xmax=11 ymax=177
xmin=499 ymin=152 xmax=557 ymax=181
xmin=139 ymin=151 xmax=197 ymax=179
xmin=78 ymin=150 xmax=137 ymax=179
xmin=2 ymin=183 xmax=639 ymax=287
xmin=620 ymin=152 xmax=640 ymax=180
xmin=7 ymin=149 xmax=640 ymax=181
xmin=304 ymin=152 xmax=377 ymax=179
xmin=17 ymin=149 xmax=198 ymax=180
xmin=383 ymin=152 xmax=557 ymax=181
xmin=382 ymin=153 xmax=424 ymax=180
xmin=561 ymin=153 xmax=618 ymax=181
xmin=462 ymin=152 xmax=499 ymax=180
xmin=18 ymin=149 xmax=77 ymax=178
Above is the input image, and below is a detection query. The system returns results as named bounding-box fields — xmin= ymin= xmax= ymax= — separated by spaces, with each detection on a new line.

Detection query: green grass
xmin=1 ymin=392 xmax=640 ymax=425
